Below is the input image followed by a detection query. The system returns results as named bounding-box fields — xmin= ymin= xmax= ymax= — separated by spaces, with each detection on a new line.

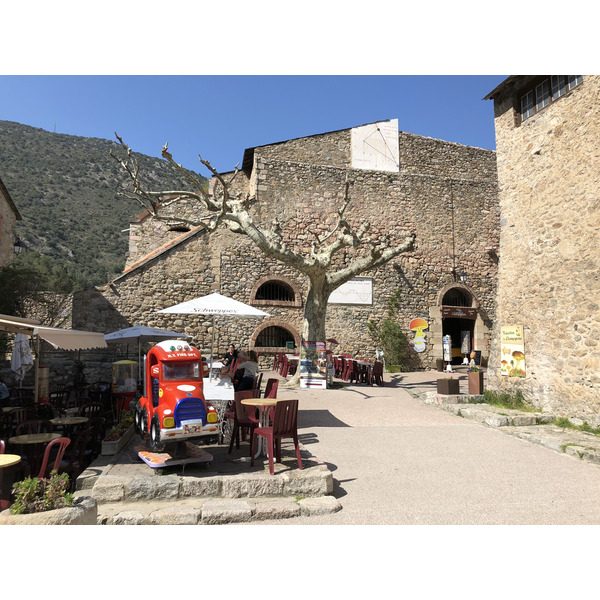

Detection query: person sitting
xmin=232 ymin=350 xmax=259 ymax=392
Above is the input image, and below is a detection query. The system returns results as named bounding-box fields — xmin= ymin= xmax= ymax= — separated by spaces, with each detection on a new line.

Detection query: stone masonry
xmin=74 ymin=122 xmax=499 ymax=368
xmin=485 ymin=76 xmax=600 ymax=423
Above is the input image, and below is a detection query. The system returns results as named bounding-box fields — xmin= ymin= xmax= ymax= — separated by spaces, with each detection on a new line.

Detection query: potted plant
xmin=101 ymin=409 xmax=135 ymax=455
xmin=468 ymin=366 xmax=485 ymax=395
xmin=0 ymin=470 xmax=97 ymax=525
xmin=437 ymin=376 xmax=460 ymax=395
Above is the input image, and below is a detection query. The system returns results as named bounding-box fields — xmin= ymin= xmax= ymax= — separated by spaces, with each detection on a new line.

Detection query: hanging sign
xmin=441 ymin=306 xmax=477 ymax=319
xmin=500 ymin=325 xmax=526 ymax=377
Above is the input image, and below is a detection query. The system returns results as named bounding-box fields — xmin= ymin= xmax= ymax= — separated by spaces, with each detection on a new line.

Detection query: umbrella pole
xmin=209 ymin=315 xmax=215 ymax=380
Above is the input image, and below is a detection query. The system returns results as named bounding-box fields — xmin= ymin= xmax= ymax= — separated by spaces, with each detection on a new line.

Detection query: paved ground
xmin=244 ymin=368 xmax=600 ymax=525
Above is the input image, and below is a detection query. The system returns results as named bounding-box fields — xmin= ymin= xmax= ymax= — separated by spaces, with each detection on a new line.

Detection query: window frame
xmin=518 ymin=75 xmax=583 ymax=123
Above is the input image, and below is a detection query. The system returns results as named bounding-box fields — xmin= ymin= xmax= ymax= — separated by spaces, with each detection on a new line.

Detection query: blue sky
xmin=0 ymin=75 xmax=506 ymax=173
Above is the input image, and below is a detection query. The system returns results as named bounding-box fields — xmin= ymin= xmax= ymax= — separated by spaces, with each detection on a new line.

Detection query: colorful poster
xmin=461 ymin=330 xmax=471 ymax=354
xmin=409 ymin=318 xmax=428 ymax=353
xmin=443 ymin=335 xmax=452 ymax=362
xmin=500 ymin=325 xmax=526 ymax=377
xmin=300 ymin=340 xmax=328 ymax=389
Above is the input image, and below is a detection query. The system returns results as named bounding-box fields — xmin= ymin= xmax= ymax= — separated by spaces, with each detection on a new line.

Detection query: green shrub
xmin=10 ymin=470 xmax=74 ymax=515
xmin=367 ymin=317 xmax=411 ymax=369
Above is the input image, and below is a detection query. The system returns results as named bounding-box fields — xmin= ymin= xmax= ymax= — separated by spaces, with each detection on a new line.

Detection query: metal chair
xmin=252 ymin=372 xmax=263 ymax=398
xmin=228 ymin=391 xmax=258 ymax=455
xmin=251 ymin=399 xmax=302 ymax=475
xmin=264 ymin=378 xmax=279 ymax=399
xmin=37 ymin=437 xmax=71 ymax=480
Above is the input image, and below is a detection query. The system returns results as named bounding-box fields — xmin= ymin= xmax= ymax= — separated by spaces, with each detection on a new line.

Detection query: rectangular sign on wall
xmin=328 ymin=277 xmax=373 ymax=305
xmin=500 ymin=325 xmax=526 ymax=377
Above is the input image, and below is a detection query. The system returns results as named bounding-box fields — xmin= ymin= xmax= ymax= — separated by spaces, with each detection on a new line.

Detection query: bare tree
xmin=112 ymin=136 xmax=414 ymax=377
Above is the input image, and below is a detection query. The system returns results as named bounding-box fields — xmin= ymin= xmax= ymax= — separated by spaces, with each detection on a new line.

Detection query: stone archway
xmin=250 ymin=275 xmax=303 ymax=308
xmin=250 ymin=318 xmax=302 ymax=359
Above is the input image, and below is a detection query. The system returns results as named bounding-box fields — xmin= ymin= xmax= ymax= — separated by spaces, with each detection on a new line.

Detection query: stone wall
xmin=0 ymin=181 xmax=19 ymax=267
xmin=486 ymin=76 xmax=600 ymax=423
xmin=74 ymin=126 xmax=499 ymax=369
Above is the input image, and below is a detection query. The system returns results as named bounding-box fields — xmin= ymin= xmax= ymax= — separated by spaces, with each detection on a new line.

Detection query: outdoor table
xmin=1 ymin=407 xmax=20 ymax=413
xmin=8 ymin=433 xmax=62 ymax=475
xmin=241 ymin=397 xmax=280 ymax=459
xmin=50 ymin=416 xmax=89 ymax=438
xmin=0 ymin=454 xmax=21 ymax=469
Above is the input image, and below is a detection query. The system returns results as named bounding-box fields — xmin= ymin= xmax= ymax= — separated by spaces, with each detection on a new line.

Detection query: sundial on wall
xmin=351 ymin=119 xmax=400 ymax=172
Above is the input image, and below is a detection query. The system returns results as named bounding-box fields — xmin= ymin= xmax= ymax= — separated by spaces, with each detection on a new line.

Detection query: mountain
xmin=0 ymin=120 xmax=207 ymax=288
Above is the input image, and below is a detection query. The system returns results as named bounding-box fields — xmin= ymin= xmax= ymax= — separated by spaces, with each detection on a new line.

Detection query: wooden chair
xmin=37 ymin=437 xmax=71 ymax=480
xmin=15 ymin=419 xmax=53 ymax=436
xmin=251 ymin=399 xmax=302 ymax=475
xmin=78 ymin=402 xmax=103 ymax=419
xmin=49 ymin=391 xmax=69 ymax=416
xmin=228 ymin=391 xmax=258 ymax=455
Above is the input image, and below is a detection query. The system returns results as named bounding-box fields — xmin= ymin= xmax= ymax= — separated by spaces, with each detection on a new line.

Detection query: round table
xmin=9 ymin=433 xmax=62 ymax=446
xmin=50 ymin=416 xmax=89 ymax=437
xmin=0 ymin=454 xmax=21 ymax=469
xmin=241 ymin=397 xmax=280 ymax=458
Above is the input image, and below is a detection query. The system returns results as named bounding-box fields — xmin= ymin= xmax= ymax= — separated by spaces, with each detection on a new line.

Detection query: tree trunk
xmin=285 ymin=277 xmax=330 ymax=387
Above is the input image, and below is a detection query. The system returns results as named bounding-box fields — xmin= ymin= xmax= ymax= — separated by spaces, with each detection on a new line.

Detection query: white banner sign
xmin=328 ymin=278 xmax=373 ymax=305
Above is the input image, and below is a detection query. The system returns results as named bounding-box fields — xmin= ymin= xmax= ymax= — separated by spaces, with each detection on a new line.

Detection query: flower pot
xmin=0 ymin=496 xmax=97 ymax=525
xmin=101 ymin=425 xmax=134 ymax=456
xmin=437 ymin=378 xmax=460 ymax=395
xmin=468 ymin=371 xmax=484 ymax=395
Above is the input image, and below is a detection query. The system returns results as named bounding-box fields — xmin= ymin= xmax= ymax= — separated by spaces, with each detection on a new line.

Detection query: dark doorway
xmin=442 ymin=317 xmax=475 ymax=364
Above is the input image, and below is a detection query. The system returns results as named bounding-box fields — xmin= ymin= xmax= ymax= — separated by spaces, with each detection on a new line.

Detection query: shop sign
xmin=500 ymin=325 xmax=526 ymax=377
xmin=300 ymin=340 xmax=328 ymax=389
xmin=441 ymin=306 xmax=477 ymax=319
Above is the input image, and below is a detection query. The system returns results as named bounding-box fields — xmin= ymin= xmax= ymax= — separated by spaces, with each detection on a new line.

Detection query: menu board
xmin=500 ymin=325 xmax=526 ymax=377
xmin=300 ymin=340 xmax=328 ymax=389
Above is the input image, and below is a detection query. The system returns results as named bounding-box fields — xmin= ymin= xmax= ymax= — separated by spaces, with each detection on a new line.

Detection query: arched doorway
xmin=440 ymin=286 xmax=478 ymax=365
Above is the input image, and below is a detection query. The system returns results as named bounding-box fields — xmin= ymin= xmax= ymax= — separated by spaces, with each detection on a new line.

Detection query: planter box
xmin=468 ymin=371 xmax=485 ymax=395
xmin=0 ymin=496 xmax=97 ymax=525
xmin=437 ymin=378 xmax=460 ymax=395
xmin=101 ymin=425 xmax=134 ymax=456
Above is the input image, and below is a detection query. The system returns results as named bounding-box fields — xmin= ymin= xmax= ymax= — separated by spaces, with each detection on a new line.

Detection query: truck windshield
xmin=162 ymin=361 xmax=201 ymax=381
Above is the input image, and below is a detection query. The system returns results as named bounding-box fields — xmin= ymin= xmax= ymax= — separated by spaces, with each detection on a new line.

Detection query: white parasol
xmin=10 ymin=333 xmax=34 ymax=385
xmin=157 ymin=291 xmax=270 ymax=378
xmin=105 ymin=325 xmax=192 ymax=381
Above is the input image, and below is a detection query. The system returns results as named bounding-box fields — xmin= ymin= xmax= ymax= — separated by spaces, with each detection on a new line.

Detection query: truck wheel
xmin=150 ymin=416 xmax=165 ymax=452
xmin=140 ymin=409 xmax=148 ymax=439
xmin=134 ymin=406 xmax=142 ymax=434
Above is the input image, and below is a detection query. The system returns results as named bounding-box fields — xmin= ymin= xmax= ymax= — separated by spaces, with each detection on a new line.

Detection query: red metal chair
xmin=251 ymin=399 xmax=302 ymax=475
xmin=252 ymin=372 xmax=263 ymax=398
xmin=37 ymin=437 xmax=71 ymax=480
xmin=228 ymin=391 xmax=258 ymax=455
xmin=263 ymin=378 xmax=279 ymax=399
xmin=370 ymin=361 xmax=384 ymax=386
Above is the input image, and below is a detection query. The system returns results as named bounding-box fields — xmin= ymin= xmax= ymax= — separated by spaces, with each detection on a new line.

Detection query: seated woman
xmin=232 ymin=350 xmax=259 ymax=392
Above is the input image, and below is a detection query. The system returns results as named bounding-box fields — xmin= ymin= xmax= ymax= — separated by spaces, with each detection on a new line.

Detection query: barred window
xmin=520 ymin=76 xmax=583 ymax=122
xmin=255 ymin=281 xmax=295 ymax=303
xmin=255 ymin=326 xmax=294 ymax=348
xmin=442 ymin=288 xmax=471 ymax=307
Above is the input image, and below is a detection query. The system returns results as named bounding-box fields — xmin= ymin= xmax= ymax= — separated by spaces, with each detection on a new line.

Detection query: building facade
xmin=484 ymin=76 xmax=600 ymax=422
xmin=75 ymin=121 xmax=499 ymax=368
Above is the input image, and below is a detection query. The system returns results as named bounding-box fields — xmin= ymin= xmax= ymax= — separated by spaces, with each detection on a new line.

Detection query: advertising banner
xmin=300 ymin=340 xmax=328 ymax=389
xmin=500 ymin=325 xmax=526 ymax=377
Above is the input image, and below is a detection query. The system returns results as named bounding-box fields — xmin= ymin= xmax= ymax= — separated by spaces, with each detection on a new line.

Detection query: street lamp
xmin=459 ymin=271 xmax=467 ymax=283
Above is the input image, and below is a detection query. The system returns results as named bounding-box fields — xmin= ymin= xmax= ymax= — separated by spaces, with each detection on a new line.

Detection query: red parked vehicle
xmin=134 ymin=340 xmax=219 ymax=451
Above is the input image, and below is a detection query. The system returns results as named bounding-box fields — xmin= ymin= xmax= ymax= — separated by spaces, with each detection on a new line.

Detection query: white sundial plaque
xmin=351 ymin=119 xmax=400 ymax=172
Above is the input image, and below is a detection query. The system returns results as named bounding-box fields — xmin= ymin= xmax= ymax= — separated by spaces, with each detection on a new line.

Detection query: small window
xmin=255 ymin=326 xmax=294 ymax=348
xmin=255 ymin=281 xmax=295 ymax=303
xmin=520 ymin=76 xmax=583 ymax=122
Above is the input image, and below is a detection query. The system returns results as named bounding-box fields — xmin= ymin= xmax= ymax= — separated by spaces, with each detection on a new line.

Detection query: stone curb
xmin=90 ymin=496 xmax=341 ymax=525
xmin=418 ymin=388 xmax=600 ymax=469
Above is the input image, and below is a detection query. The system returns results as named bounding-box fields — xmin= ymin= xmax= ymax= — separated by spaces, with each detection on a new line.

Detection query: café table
xmin=203 ymin=378 xmax=234 ymax=442
xmin=241 ymin=397 xmax=280 ymax=459
xmin=0 ymin=454 xmax=21 ymax=509
xmin=8 ymin=433 xmax=62 ymax=475
xmin=50 ymin=416 xmax=89 ymax=438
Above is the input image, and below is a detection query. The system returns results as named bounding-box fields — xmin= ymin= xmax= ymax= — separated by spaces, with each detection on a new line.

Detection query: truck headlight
xmin=163 ymin=417 xmax=175 ymax=428
xmin=207 ymin=413 xmax=218 ymax=424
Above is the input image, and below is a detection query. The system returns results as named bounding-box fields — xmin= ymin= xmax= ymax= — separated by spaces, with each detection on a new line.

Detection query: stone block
xmin=298 ymin=496 xmax=342 ymax=516
xmin=282 ymin=467 xmax=333 ymax=496
xmin=221 ymin=473 xmax=285 ymax=498
xmin=125 ymin=475 xmax=181 ymax=500
xmin=113 ymin=511 xmax=144 ymax=525
xmin=180 ymin=476 xmax=222 ymax=497
xmin=92 ymin=476 xmax=126 ymax=502
xmin=149 ymin=507 xmax=201 ymax=525
xmin=200 ymin=500 xmax=253 ymax=524
xmin=253 ymin=500 xmax=301 ymax=521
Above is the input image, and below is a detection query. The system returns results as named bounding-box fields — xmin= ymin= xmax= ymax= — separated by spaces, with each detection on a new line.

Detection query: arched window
xmin=442 ymin=288 xmax=471 ymax=307
xmin=255 ymin=281 xmax=295 ymax=303
xmin=255 ymin=326 xmax=295 ymax=348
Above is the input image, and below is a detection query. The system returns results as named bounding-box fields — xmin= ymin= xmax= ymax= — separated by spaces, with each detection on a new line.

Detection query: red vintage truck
xmin=133 ymin=340 xmax=220 ymax=451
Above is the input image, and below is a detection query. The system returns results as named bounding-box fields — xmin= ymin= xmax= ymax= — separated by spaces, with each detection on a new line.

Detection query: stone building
xmin=484 ymin=76 xmax=600 ymax=422
xmin=0 ymin=175 xmax=22 ymax=266
xmin=75 ymin=120 xmax=499 ymax=368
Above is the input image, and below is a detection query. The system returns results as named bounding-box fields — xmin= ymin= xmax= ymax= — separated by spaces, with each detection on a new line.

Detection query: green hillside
xmin=0 ymin=120 xmax=206 ymax=288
